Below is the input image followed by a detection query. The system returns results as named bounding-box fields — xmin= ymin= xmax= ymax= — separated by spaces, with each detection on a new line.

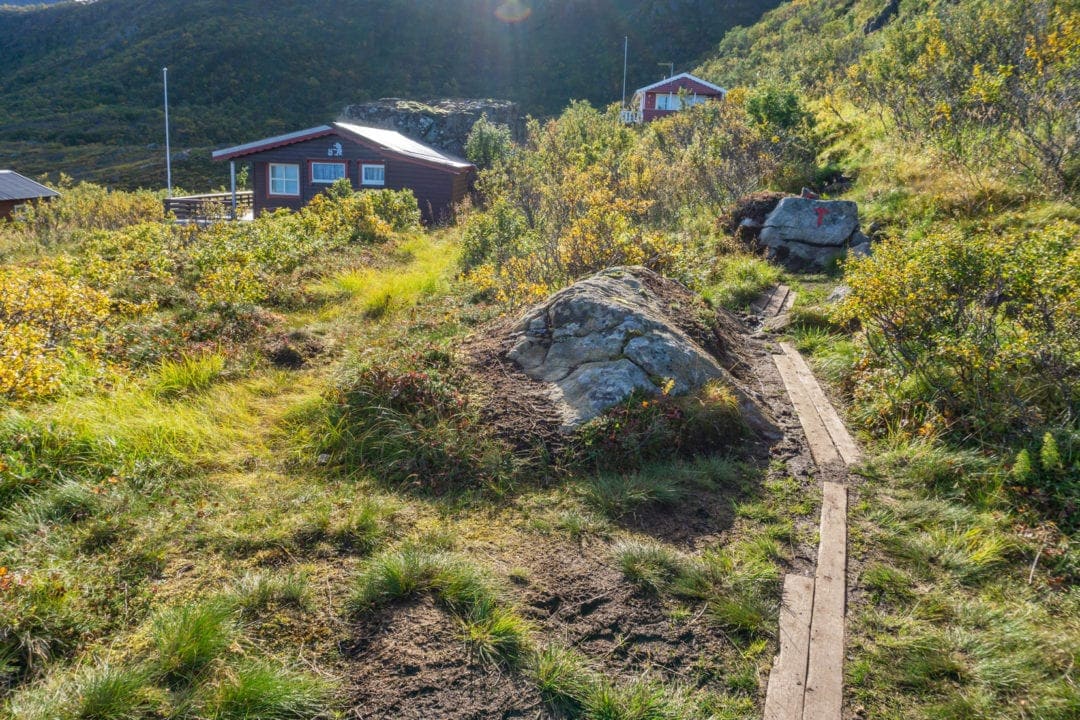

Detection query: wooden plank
xmin=780 ymin=343 xmax=861 ymax=466
xmin=752 ymin=285 xmax=780 ymax=314
xmin=773 ymin=354 xmax=841 ymax=466
xmin=803 ymin=482 xmax=847 ymax=720
xmin=780 ymin=288 xmax=796 ymax=314
xmin=763 ymin=284 xmax=791 ymax=317
xmin=764 ymin=574 xmax=815 ymax=720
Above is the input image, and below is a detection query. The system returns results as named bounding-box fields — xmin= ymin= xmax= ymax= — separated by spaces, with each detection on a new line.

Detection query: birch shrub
xmin=837 ymin=219 xmax=1080 ymax=438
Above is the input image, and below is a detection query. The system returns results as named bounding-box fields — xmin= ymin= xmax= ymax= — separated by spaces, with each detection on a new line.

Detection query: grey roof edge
xmin=0 ymin=170 xmax=61 ymax=202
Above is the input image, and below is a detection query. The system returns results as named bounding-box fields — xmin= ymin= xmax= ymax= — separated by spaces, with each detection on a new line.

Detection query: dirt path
xmin=752 ymin=286 xmax=860 ymax=720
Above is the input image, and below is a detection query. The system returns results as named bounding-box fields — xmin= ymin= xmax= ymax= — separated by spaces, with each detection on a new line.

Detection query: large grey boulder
xmin=505 ymin=267 xmax=775 ymax=436
xmin=759 ymin=197 xmax=861 ymax=267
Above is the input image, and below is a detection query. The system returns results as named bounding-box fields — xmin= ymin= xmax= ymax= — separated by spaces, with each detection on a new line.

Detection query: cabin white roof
xmin=212 ymin=122 xmax=472 ymax=170
xmin=633 ymin=72 xmax=726 ymax=96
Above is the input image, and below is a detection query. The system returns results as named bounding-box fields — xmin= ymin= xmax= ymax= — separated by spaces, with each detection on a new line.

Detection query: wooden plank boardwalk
xmin=764 ymin=331 xmax=857 ymax=720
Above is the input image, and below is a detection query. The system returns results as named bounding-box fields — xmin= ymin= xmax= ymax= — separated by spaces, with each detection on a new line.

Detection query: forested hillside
xmin=0 ymin=0 xmax=780 ymax=188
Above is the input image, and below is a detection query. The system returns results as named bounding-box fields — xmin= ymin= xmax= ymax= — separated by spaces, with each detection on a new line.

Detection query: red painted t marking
xmin=815 ymin=207 xmax=829 ymax=227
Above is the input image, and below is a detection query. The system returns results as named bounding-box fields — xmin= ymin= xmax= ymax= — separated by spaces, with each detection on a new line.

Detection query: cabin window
xmin=361 ymin=163 xmax=386 ymax=186
xmin=311 ymin=161 xmax=347 ymax=184
xmin=656 ymin=93 xmax=695 ymax=110
xmin=269 ymin=163 xmax=299 ymax=196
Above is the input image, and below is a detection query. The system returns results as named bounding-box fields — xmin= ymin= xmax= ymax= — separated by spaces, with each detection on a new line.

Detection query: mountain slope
xmin=0 ymin=0 xmax=781 ymax=150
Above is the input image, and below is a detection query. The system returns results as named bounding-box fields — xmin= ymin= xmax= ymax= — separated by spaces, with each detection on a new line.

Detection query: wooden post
xmin=229 ymin=161 xmax=237 ymax=220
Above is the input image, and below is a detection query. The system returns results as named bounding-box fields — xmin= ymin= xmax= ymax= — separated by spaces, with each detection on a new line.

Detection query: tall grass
xmin=315 ymin=234 xmax=459 ymax=318
xmin=150 ymin=600 xmax=236 ymax=684
xmin=150 ymin=352 xmax=226 ymax=397
xmin=701 ymin=254 xmax=781 ymax=309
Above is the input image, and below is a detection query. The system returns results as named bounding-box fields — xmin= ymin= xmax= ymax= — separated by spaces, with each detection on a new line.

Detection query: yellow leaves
xmin=0 ymin=267 xmax=110 ymax=399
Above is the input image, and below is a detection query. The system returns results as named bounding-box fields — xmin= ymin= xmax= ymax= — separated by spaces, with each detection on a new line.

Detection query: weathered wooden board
xmin=803 ymin=481 xmax=848 ymax=720
xmin=763 ymin=284 xmax=792 ymax=317
xmin=764 ymin=574 xmax=815 ymax=720
xmin=773 ymin=353 xmax=841 ymax=466
xmin=752 ymin=285 xmax=780 ymax=314
xmin=780 ymin=343 xmax=861 ymax=466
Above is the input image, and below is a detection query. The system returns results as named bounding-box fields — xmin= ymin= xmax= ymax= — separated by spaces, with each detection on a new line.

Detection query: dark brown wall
xmin=0 ymin=200 xmax=19 ymax=220
xmin=241 ymin=132 xmax=470 ymax=222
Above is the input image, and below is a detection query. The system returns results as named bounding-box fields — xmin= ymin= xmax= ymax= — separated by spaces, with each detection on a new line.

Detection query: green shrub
xmin=366 ymin=188 xmax=421 ymax=230
xmin=839 ymin=219 xmax=1079 ymax=439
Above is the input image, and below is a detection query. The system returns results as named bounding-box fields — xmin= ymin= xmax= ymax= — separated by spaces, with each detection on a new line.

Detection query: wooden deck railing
xmin=164 ymin=191 xmax=253 ymax=221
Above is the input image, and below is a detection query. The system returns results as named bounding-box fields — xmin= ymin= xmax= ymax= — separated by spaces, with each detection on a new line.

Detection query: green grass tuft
xmin=232 ymin=571 xmax=311 ymax=613
xmin=150 ymin=352 xmax=227 ymax=397
xmin=150 ymin=600 xmax=236 ymax=685
xmin=205 ymin=661 xmax=329 ymax=720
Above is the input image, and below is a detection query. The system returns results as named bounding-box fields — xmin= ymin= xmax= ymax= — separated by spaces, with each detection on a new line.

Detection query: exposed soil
xmin=338 ymin=284 xmax=851 ymax=717
xmin=506 ymin=537 xmax=733 ymax=684
xmin=717 ymin=191 xmax=787 ymax=246
xmin=345 ymin=597 xmax=552 ymax=720
xmin=461 ymin=314 xmax=567 ymax=455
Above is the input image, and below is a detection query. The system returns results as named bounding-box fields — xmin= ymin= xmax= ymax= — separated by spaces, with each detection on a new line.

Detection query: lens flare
xmin=495 ymin=0 xmax=531 ymax=23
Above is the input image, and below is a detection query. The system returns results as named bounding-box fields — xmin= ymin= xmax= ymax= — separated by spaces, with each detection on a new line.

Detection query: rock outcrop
xmin=758 ymin=197 xmax=864 ymax=268
xmin=339 ymin=98 xmax=523 ymax=157
xmin=505 ymin=267 xmax=775 ymax=435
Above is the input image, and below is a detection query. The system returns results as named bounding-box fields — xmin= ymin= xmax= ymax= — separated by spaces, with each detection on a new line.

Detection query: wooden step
xmin=779 ymin=343 xmax=861 ymax=466
xmin=764 ymin=574 xmax=815 ymax=720
xmin=772 ymin=353 xmax=841 ymax=466
xmin=762 ymin=284 xmax=792 ymax=317
xmin=803 ymin=482 xmax=848 ymax=720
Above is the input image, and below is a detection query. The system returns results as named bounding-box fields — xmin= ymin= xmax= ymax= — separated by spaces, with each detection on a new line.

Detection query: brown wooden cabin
xmin=622 ymin=72 xmax=726 ymax=124
xmin=211 ymin=122 xmax=475 ymax=223
xmin=0 ymin=170 xmax=60 ymax=220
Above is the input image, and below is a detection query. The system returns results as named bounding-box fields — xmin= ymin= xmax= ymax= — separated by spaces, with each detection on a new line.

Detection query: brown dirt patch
xmin=718 ymin=192 xmax=787 ymax=234
xmin=480 ymin=536 xmax=735 ymax=687
xmin=460 ymin=314 xmax=566 ymax=455
xmin=344 ymin=597 xmax=551 ymax=720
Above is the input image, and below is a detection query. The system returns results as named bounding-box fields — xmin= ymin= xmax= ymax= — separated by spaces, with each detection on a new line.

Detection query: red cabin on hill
xmin=621 ymin=72 xmax=726 ymax=124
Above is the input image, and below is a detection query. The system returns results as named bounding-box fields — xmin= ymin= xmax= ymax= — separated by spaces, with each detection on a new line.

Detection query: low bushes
xmin=571 ymin=382 xmax=746 ymax=474
xmin=839 ymin=219 xmax=1079 ymax=439
xmin=1 ymin=187 xmax=422 ymax=400
xmin=0 ymin=267 xmax=110 ymax=398
xmin=319 ymin=352 xmax=520 ymax=490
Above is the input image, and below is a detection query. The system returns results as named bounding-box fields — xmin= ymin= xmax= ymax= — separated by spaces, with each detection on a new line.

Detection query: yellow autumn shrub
xmin=0 ymin=267 xmax=111 ymax=399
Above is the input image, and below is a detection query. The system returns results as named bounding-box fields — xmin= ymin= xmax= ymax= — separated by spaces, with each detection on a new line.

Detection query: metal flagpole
xmin=163 ymin=67 xmax=172 ymax=198
xmin=622 ymin=36 xmax=628 ymax=108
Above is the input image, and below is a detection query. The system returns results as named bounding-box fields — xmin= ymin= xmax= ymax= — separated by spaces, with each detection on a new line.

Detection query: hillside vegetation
xmin=1 ymin=1 xmax=1078 ymax=719
xmin=0 ymin=0 xmax=781 ymax=188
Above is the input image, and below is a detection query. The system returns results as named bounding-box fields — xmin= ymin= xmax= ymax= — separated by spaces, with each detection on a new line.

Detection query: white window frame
xmin=268 ymin=163 xmax=300 ymax=196
xmin=311 ymin=161 xmax=347 ymax=184
xmin=361 ymin=163 xmax=386 ymax=187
